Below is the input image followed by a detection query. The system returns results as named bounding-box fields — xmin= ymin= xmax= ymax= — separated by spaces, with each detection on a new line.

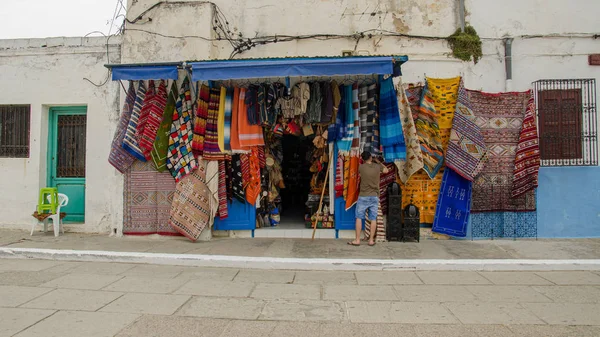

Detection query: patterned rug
xmin=169 ymin=161 xmax=213 ymax=241
xmin=379 ymin=76 xmax=405 ymax=162
xmin=400 ymin=168 xmax=444 ymax=224
xmin=123 ymin=161 xmax=178 ymax=235
xmin=445 ymin=80 xmax=487 ymax=181
xmin=427 ymin=77 xmax=460 ymax=129
xmin=416 ymin=82 xmax=444 ymax=178
xmin=192 ymin=84 xmax=209 ymax=156
xmin=122 ymin=80 xmax=148 ymax=161
xmin=139 ymin=80 xmax=168 ymax=160
xmin=108 ymin=81 xmax=137 ymax=174
xmin=432 ymin=169 xmax=472 ymax=237
xmin=395 ymin=82 xmax=424 ymax=183
xmin=471 ymin=211 xmax=537 ymax=238
xmin=151 ymin=81 xmax=178 ymax=172
xmin=469 ymin=90 xmax=537 ymax=212
xmin=512 ymin=93 xmax=540 ymax=198
xmin=379 ymin=163 xmax=397 ymax=215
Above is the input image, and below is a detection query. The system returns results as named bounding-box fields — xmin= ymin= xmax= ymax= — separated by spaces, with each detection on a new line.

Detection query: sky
xmin=0 ymin=0 xmax=124 ymax=39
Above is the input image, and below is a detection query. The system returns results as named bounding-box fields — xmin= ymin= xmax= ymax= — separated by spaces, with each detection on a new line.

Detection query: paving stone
xmin=119 ymin=264 xmax=189 ymax=278
xmin=39 ymin=273 xmax=123 ymax=290
xmin=269 ymin=321 xmax=322 ymax=337
xmin=176 ymin=296 xmax=265 ymax=320
xmin=260 ymin=299 xmax=345 ymax=322
xmin=355 ymin=271 xmax=422 ymax=285
xmin=479 ymin=272 xmax=554 ymax=285
xmin=523 ymin=302 xmax=600 ymax=325
xmin=174 ymin=280 xmax=255 ymax=297
xmin=507 ymin=325 xmax=588 ymax=337
xmin=0 ymin=271 xmax=63 ymax=287
xmin=318 ymin=323 xmax=418 ymax=337
xmin=465 ymin=285 xmax=553 ymax=302
xmin=0 ymin=259 xmax=62 ymax=272
xmin=347 ymin=301 xmax=458 ymax=324
xmin=412 ymin=324 xmax=516 ymax=337
xmin=535 ymin=271 xmax=600 ymax=285
xmin=218 ymin=320 xmax=277 ymax=337
xmin=417 ymin=271 xmax=492 ymax=285
xmin=0 ymin=285 xmax=52 ymax=307
xmin=251 ymin=283 xmax=321 ymax=300
xmin=115 ymin=316 xmax=229 ymax=337
xmin=100 ymin=293 xmax=191 ymax=315
xmin=103 ymin=276 xmax=189 ymax=294
xmin=444 ymin=302 xmax=545 ymax=325
xmin=20 ymin=289 xmax=123 ymax=311
xmin=41 ymin=262 xmax=83 ymax=274
xmin=175 ymin=268 xmax=240 ymax=282
xmin=293 ymin=271 xmax=357 ymax=285
xmin=68 ymin=262 xmax=137 ymax=275
xmin=0 ymin=308 xmax=55 ymax=337
xmin=234 ymin=270 xmax=295 ymax=284
xmin=323 ymin=285 xmax=398 ymax=301
xmin=533 ymin=286 xmax=600 ymax=303
xmin=394 ymin=285 xmax=476 ymax=302
xmin=14 ymin=310 xmax=139 ymax=337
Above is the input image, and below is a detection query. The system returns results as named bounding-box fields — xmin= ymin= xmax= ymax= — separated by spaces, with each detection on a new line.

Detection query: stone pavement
xmin=1 ymin=258 xmax=600 ymax=336
xmin=2 ymin=229 xmax=600 ymax=260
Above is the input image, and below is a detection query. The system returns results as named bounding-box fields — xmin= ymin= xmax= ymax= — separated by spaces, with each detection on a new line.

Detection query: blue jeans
xmin=355 ymin=196 xmax=379 ymax=221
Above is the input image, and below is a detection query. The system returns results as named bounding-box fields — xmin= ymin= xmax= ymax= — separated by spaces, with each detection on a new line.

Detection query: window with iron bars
xmin=0 ymin=105 xmax=31 ymax=158
xmin=533 ymin=79 xmax=598 ymax=166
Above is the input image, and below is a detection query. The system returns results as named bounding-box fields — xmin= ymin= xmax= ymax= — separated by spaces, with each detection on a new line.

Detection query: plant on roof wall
xmin=447 ymin=25 xmax=483 ymax=64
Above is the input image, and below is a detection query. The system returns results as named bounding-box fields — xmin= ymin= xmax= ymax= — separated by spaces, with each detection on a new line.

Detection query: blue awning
xmin=190 ymin=56 xmax=403 ymax=82
xmin=110 ymin=64 xmax=180 ymax=81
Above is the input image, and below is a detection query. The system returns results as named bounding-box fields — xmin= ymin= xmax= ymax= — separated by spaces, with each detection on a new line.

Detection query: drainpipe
xmin=504 ymin=38 xmax=513 ymax=91
xmin=458 ymin=0 xmax=465 ymax=32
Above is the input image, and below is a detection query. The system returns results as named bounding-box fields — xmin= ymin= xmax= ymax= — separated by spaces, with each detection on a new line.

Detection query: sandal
xmin=347 ymin=241 xmax=360 ymax=246
xmin=368 ymin=241 xmax=376 ymax=247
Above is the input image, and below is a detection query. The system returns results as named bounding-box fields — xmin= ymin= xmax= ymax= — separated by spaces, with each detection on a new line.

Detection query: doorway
xmin=279 ymin=134 xmax=313 ymax=228
xmin=47 ymin=107 xmax=87 ymax=223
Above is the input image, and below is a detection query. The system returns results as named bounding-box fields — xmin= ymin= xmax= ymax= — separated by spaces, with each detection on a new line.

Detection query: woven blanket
xmin=335 ymin=153 xmax=344 ymax=198
xmin=471 ymin=211 xmax=537 ymax=238
xmin=135 ymin=80 xmax=155 ymax=153
xmin=337 ymin=85 xmax=354 ymax=154
xmin=123 ymin=161 xmax=178 ymax=235
xmin=512 ymin=93 xmax=540 ymax=198
xmin=469 ymin=90 xmax=536 ymax=212
xmin=350 ymin=83 xmax=361 ymax=155
xmin=427 ymin=77 xmax=460 ymax=129
xmin=344 ymin=155 xmax=360 ymax=211
xmin=379 ymin=163 xmax=397 ymax=215
xmin=416 ymin=82 xmax=444 ymax=178
xmin=445 ymin=80 xmax=488 ymax=181
xmin=203 ymin=87 xmax=228 ymax=160
xmin=109 ymin=81 xmax=137 ymax=173
xmin=205 ymin=160 xmax=220 ymax=218
xmin=231 ymin=154 xmax=245 ymax=202
xmin=230 ymin=88 xmax=244 ymax=153
xmin=169 ymin=161 xmax=212 ymax=241
xmin=166 ymin=78 xmax=198 ymax=182
xmin=139 ymin=80 xmax=168 ymax=160
xmin=192 ymin=84 xmax=209 ymax=156
xmin=217 ymin=160 xmax=228 ymax=219
xmin=432 ymin=169 xmax=472 ymax=237
xmin=238 ymin=88 xmax=265 ymax=148
xmin=379 ymin=76 xmax=406 ymax=162
xmin=151 ymin=81 xmax=178 ymax=172
xmin=401 ymin=168 xmax=444 ymax=224
xmin=223 ymin=88 xmax=233 ymax=152
xmin=368 ymin=83 xmax=380 ymax=155
xmin=359 ymin=85 xmax=369 ymax=153
xmin=122 ymin=81 xmax=147 ymax=161
xmin=395 ymin=83 xmax=424 ymax=183
xmin=245 ymin=147 xmax=261 ymax=205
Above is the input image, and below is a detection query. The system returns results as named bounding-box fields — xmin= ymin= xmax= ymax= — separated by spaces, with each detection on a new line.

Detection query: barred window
xmin=0 ymin=105 xmax=31 ymax=158
xmin=533 ymin=79 xmax=597 ymax=166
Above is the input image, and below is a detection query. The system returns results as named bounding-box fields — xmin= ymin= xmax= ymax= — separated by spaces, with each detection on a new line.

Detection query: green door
xmin=48 ymin=107 xmax=87 ymax=223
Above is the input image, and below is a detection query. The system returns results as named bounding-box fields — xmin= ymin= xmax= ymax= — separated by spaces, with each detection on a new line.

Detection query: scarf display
xmin=139 ymin=80 xmax=168 ymax=160
xmin=192 ymin=84 xmax=209 ymax=156
xmin=166 ymin=77 xmax=198 ymax=182
xmin=217 ymin=87 xmax=227 ymax=152
xmin=329 ymin=84 xmax=345 ymax=143
xmin=432 ymin=169 xmax=472 ymax=237
xmin=169 ymin=161 xmax=213 ymax=241
xmin=335 ymin=153 xmax=344 ymax=198
xmin=395 ymin=83 xmax=424 ymax=183
xmin=367 ymin=83 xmax=380 ymax=155
xmin=108 ymin=81 xmax=137 ymax=173
xmin=445 ymin=80 xmax=488 ymax=181
xmin=238 ymin=88 xmax=265 ymax=148
xmin=416 ymin=82 xmax=444 ymax=178
xmin=223 ymin=88 xmax=233 ymax=151
xmin=203 ymin=87 xmax=228 ymax=160
xmin=245 ymin=85 xmax=260 ymax=125
xmin=379 ymin=76 xmax=406 ymax=162
xmin=320 ymin=81 xmax=334 ymax=123
xmin=245 ymin=147 xmax=261 ymax=206
xmin=358 ymin=85 xmax=369 ymax=153
xmin=240 ymin=153 xmax=250 ymax=187
xmin=217 ymin=160 xmax=228 ymax=219
xmin=344 ymin=83 xmax=361 ymax=210
xmin=469 ymin=89 xmax=537 ymax=212
xmin=306 ymin=82 xmax=322 ymax=123
xmin=512 ymin=93 xmax=540 ymax=198
xmin=151 ymin=81 xmax=178 ymax=172
xmin=337 ymin=85 xmax=354 ymax=154
xmin=122 ymin=80 xmax=147 ymax=161
xmin=230 ymin=88 xmax=244 ymax=153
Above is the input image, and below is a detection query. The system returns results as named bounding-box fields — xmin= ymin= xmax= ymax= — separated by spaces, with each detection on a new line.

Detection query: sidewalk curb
xmin=1 ymin=247 xmax=600 ymax=271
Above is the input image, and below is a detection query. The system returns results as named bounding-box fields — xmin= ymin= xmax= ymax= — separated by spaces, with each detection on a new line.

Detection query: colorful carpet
xmin=168 ymin=161 xmax=212 ymax=241
xmin=400 ymin=168 xmax=444 ymax=224
xmin=123 ymin=160 xmax=178 ymax=235
xmin=203 ymin=87 xmax=228 ymax=160
xmin=138 ymin=80 xmax=168 ymax=160
xmin=237 ymin=88 xmax=265 ymax=148
xmin=192 ymin=84 xmax=209 ymax=156
xmin=122 ymin=80 xmax=147 ymax=161
xmin=445 ymin=80 xmax=488 ymax=181
xmin=512 ymin=93 xmax=540 ymax=198
xmin=469 ymin=90 xmax=537 ymax=212
xmin=471 ymin=211 xmax=537 ymax=238
xmin=432 ymin=168 xmax=472 ymax=237
xmin=416 ymin=82 xmax=444 ymax=178
xmin=217 ymin=160 xmax=228 ymax=219
xmin=378 ymin=163 xmax=397 ymax=215
xmin=395 ymin=82 xmax=424 ymax=183
xmin=427 ymin=77 xmax=460 ymax=129
xmin=151 ymin=81 xmax=178 ymax=172
xmin=108 ymin=81 xmax=137 ymax=174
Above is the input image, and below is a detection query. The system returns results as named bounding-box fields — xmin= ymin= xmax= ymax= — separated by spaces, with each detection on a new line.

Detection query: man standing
xmin=348 ymin=151 xmax=389 ymax=246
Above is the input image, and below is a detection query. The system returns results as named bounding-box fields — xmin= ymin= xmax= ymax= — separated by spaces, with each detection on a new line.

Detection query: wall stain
xmin=392 ymin=13 xmax=410 ymax=33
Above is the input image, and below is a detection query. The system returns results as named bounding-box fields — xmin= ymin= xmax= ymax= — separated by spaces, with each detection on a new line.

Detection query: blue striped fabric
xmin=379 ymin=76 xmax=406 ymax=162
xmin=122 ymin=81 xmax=148 ymax=161
xmin=336 ymin=85 xmax=354 ymax=154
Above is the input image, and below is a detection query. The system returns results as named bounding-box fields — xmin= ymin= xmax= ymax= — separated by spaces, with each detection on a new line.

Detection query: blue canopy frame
xmin=109 ymin=63 xmax=180 ymax=81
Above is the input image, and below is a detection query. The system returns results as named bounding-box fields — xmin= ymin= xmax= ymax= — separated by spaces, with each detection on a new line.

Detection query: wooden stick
xmin=312 ymin=150 xmax=334 ymax=240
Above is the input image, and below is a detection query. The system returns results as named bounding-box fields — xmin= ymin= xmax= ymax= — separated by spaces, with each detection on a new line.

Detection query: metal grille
xmin=56 ymin=115 xmax=86 ymax=177
xmin=0 ymin=105 xmax=30 ymax=158
xmin=533 ymin=79 xmax=597 ymax=166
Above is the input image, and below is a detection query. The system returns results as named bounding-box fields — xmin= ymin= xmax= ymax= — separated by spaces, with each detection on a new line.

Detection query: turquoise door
xmin=47 ymin=107 xmax=87 ymax=223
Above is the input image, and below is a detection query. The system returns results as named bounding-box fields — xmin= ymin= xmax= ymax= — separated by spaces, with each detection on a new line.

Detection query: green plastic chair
xmin=37 ymin=187 xmax=59 ymax=214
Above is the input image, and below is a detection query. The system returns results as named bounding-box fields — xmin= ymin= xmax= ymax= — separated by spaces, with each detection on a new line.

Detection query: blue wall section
xmin=536 ymin=166 xmax=600 ymax=238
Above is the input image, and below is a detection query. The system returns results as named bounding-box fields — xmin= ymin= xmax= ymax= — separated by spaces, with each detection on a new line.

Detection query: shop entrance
xmin=279 ymin=134 xmax=312 ymax=228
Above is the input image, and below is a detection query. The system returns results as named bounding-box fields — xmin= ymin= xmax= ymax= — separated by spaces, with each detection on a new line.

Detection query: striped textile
xmin=203 ymin=87 xmax=228 ymax=160
xmin=445 ymin=80 xmax=488 ymax=181
xmin=245 ymin=147 xmax=261 ymax=205
xmin=223 ymin=88 xmax=233 ymax=151
xmin=217 ymin=160 xmax=228 ymax=219
xmin=205 ymin=160 xmax=220 ymax=219
xmin=169 ymin=160 xmax=213 ymax=241
xmin=368 ymin=83 xmax=380 ymax=155
xmin=257 ymin=146 xmax=266 ymax=169
xmin=379 ymin=163 xmax=398 ymax=215
xmin=151 ymin=81 xmax=178 ymax=172
xmin=166 ymin=77 xmax=198 ymax=182
xmin=217 ymin=87 xmax=226 ymax=152
xmin=350 ymin=83 xmax=361 ymax=154
xmin=230 ymin=88 xmax=244 ymax=153
xmin=238 ymin=88 xmax=265 ymax=148
xmin=512 ymin=93 xmax=540 ymax=198
xmin=335 ymin=153 xmax=344 ymax=198
xmin=345 ymin=155 xmax=360 ymax=211
xmin=379 ymin=76 xmax=406 ymax=162
xmin=329 ymin=84 xmax=346 ymax=143
xmin=240 ymin=153 xmax=250 ymax=187
xmin=417 ymin=82 xmax=444 ymax=179
xmin=336 ymin=85 xmax=354 ymax=154
xmin=358 ymin=85 xmax=369 ymax=153
xmin=122 ymin=80 xmax=148 ymax=161
xmin=135 ymin=80 xmax=156 ymax=152
xmin=108 ymin=81 xmax=137 ymax=173
xmin=139 ymin=80 xmax=168 ymax=160
xmin=192 ymin=84 xmax=209 ymax=156
xmin=395 ymin=83 xmax=424 ymax=183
